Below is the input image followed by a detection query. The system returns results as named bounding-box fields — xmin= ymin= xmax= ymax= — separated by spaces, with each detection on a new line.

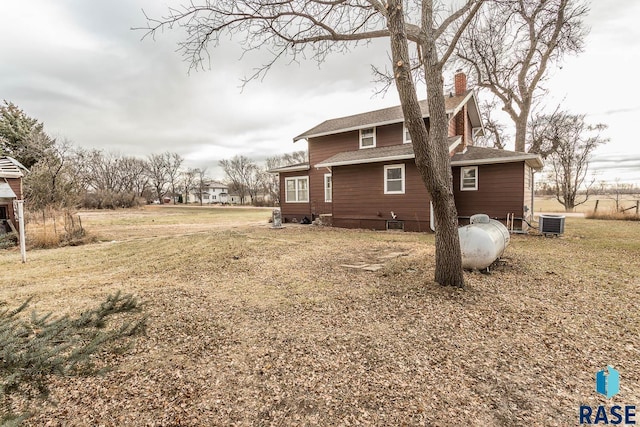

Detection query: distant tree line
xmin=219 ymin=151 xmax=307 ymax=206
xmin=1 ymin=101 xmax=306 ymax=211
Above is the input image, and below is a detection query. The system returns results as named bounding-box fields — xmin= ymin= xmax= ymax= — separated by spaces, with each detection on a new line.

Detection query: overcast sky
xmin=1 ymin=1 xmax=638 ymax=184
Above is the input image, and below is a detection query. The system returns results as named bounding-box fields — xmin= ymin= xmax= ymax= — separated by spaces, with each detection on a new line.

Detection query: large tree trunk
xmin=387 ymin=0 xmax=464 ymax=287
xmin=514 ymin=113 xmax=528 ymax=153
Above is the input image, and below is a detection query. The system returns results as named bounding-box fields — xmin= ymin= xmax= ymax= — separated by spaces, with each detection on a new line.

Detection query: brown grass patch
xmin=1 ymin=208 xmax=639 ymax=425
xmin=586 ymin=208 xmax=640 ymax=221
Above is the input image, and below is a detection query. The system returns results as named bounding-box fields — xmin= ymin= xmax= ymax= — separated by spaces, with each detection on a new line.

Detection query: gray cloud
xmin=1 ymin=1 xmax=638 ymax=183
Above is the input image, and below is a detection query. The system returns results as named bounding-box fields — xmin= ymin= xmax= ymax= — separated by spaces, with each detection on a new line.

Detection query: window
xmin=324 ymin=173 xmax=332 ymax=202
xmin=384 ymin=164 xmax=405 ymax=194
xmin=403 ymin=123 xmax=412 ymax=144
xmin=360 ymin=127 xmax=376 ymax=149
xmin=285 ymin=176 xmax=309 ymax=202
xmin=460 ymin=166 xmax=478 ymax=191
xmin=212 ymin=195 xmax=217 ymax=200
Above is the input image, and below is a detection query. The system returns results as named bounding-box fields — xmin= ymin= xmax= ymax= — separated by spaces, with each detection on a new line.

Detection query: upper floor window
xmin=360 ymin=127 xmax=376 ymax=149
xmin=285 ymin=176 xmax=309 ymax=202
xmin=403 ymin=123 xmax=412 ymax=144
xmin=460 ymin=166 xmax=478 ymax=191
xmin=324 ymin=173 xmax=332 ymax=202
xmin=384 ymin=164 xmax=405 ymax=194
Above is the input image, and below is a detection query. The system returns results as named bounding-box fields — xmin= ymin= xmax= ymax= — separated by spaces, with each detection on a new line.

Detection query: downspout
xmin=531 ymin=168 xmax=536 ymax=223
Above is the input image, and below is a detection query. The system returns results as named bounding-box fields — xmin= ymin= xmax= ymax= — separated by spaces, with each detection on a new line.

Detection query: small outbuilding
xmin=0 ymin=156 xmax=28 ymax=234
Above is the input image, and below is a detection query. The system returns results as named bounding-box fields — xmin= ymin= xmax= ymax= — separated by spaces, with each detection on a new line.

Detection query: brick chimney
xmin=454 ymin=69 xmax=467 ymax=96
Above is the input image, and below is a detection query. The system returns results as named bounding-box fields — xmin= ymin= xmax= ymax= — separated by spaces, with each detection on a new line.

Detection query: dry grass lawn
xmin=535 ymin=195 xmax=640 ymax=214
xmin=1 ymin=205 xmax=639 ymax=426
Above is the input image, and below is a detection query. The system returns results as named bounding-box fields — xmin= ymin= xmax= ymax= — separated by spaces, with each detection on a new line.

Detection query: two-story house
xmin=271 ymin=72 xmax=543 ymax=232
xmin=0 ymin=156 xmax=27 ymax=234
xmin=188 ymin=180 xmax=230 ymax=204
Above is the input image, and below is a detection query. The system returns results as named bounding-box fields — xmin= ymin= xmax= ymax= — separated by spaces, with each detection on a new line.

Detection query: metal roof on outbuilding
xmin=0 ymin=181 xmax=17 ymax=198
xmin=0 ymin=156 xmax=28 ymax=178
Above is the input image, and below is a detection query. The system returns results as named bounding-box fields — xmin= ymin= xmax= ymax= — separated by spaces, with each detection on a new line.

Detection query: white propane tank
xmin=458 ymin=214 xmax=510 ymax=270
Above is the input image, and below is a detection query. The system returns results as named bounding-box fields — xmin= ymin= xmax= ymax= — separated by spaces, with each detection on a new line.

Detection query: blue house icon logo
xmin=596 ymin=366 xmax=620 ymax=398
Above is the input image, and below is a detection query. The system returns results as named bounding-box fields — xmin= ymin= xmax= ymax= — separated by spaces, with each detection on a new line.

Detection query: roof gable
xmin=294 ymin=90 xmax=482 ymax=141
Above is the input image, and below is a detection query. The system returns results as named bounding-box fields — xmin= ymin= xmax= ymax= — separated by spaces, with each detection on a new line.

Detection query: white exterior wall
xmin=187 ymin=183 xmax=230 ymax=204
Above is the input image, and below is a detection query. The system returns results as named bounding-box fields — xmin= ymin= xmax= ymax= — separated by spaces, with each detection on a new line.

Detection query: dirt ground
xmin=1 ymin=206 xmax=639 ymax=426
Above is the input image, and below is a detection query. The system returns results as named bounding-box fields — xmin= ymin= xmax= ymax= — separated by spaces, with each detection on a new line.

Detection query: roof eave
xmin=315 ymin=154 xmax=415 ymax=169
xmin=294 ymin=117 xmax=426 ymax=142
xmin=451 ymin=155 xmax=544 ymax=169
xmin=0 ymin=172 xmax=24 ymax=178
xmin=295 ymin=94 xmax=474 ymax=142
xmin=268 ymin=164 xmax=311 ymax=174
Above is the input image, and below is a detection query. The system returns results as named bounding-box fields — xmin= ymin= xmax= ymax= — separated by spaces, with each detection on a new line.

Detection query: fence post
xmin=594 ymin=199 xmax=599 ymax=213
xmin=15 ymin=200 xmax=26 ymax=263
xmin=636 ymin=201 xmax=639 ymax=215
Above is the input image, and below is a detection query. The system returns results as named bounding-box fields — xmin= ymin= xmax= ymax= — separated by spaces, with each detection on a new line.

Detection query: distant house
xmin=270 ymin=71 xmax=543 ymax=231
xmin=0 ymin=156 xmax=28 ymax=234
xmin=188 ymin=181 xmax=230 ymax=204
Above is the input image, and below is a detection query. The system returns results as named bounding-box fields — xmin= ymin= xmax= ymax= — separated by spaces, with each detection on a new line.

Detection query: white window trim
xmin=285 ymin=176 xmax=309 ymax=203
xmin=460 ymin=166 xmax=478 ymax=191
xmin=403 ymin=123 xmax=412 ymax=144
xmin=359 ymin=127 xmax=376 ymax=149
xmin=324 ymin=173 xmax=332 ymax=203
xmin=384 ymin=164 xmax=405 ymax=195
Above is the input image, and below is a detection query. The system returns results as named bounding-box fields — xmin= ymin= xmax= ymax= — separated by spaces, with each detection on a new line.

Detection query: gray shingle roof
xmin=268 ymin=162 xmax=310 ymax=173
xmin=315 ymin=144 xmax=415 ymax=168
xmin=451 ymin=146 xmax=544 ymax=168
xmin=294 ymin=92 xmax=474 ymax=141
xmin=314 ymin=144 xmax=543 ymax=169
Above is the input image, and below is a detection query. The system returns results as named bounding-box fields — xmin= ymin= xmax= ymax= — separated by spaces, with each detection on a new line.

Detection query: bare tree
xmin=164 ymin=152 xmax=184 ymax=204
xmin=24 ymin=139 xmax=82 ymax=211
xmin=265 ymin=151 xmax=309 ymax=205
xmin=458 ymin=0 xmax=589 ymax=152
xmin=605 ymin=179 xmax=635 ymax=213
xmin=542 ymin=112 xmax=607 ymax=211
xmin=474 ymin=99 xmax=507 ymax=149
xmin=141 ymin=0 xmax=484 ymax=286
xmin=181 ymin=168 xmax=197 ymax=203
xmin=146 ymin=153 xmax=169 ymax=203
xmin=119 ymin=156 xmax=151 ymax=200
xmin=194 ymin=168 xmax=208 ymax=206
xmin=219 ymin=155 xmax=258 ymax=205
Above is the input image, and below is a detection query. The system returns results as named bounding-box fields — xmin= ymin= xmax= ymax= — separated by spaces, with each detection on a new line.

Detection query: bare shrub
xmin=25 ymin=210 xmax=96 ymax=249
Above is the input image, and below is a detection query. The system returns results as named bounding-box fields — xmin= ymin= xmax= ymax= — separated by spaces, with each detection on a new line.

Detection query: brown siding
xmin=308 ymin=132 xmax=358 ymax=217
xmin=448 ymin=114 xmax=456 ymax=137
xmin=464 ymin=109 xmax=472 ymax=148
xmin=332 ymin=161 xmax=431 ymax=231
xmin=307 ymin=122 xmax=414 ymax=218
xmin=453 ymin=162 xmax=525 ymax=224
xmin=278 ymin=171 xmax=311 ymax=222
xmin=6 ymin=178 xmax=22 ymax=199
xmin=450 ymin=106 xmax=474 ymax=152
xmin=375 ymin=122 xmax=404 ymax=148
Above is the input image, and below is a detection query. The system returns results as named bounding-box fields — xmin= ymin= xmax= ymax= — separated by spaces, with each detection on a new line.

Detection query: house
xmin=188 ymin=181 xmax=230 ymax=204
xmin=0 ymin=156 xmax=28 ymax=234
xmin=270 ymin=71 xmax=543 ymax=232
